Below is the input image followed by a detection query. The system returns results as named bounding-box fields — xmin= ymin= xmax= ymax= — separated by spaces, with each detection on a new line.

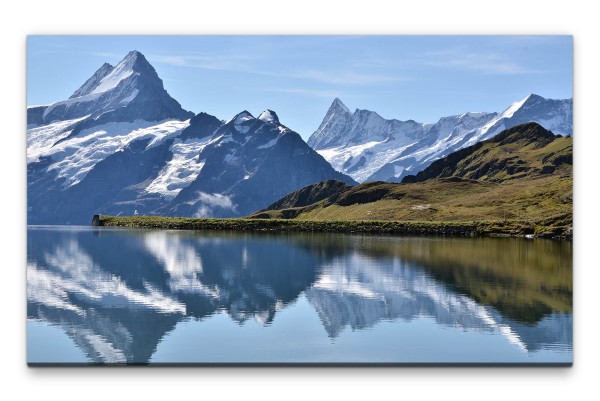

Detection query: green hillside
xmin=250 ymin=123 xmax=572 ymax=238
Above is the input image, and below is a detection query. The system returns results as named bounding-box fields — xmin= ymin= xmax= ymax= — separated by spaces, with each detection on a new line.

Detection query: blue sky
xmin=27 ymin=36 xmax=572 ymax=139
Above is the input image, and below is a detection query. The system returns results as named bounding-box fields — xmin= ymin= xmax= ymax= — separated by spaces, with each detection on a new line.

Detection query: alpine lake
xmin=27 ymin=226 xmax=572 ymax=365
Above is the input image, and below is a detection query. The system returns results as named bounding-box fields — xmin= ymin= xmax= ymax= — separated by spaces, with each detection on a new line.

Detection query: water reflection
xmin=27 ymin=227 xmax=572 ymax=364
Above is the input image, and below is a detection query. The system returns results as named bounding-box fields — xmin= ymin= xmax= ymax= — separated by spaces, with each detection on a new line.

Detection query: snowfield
xmin=318 ymin=140 xmax=412 ymax=182
xmin=145 ymin=137 xmax=211 ymax=199
xmin=28 ymin=119 xmax=189 ymax=188
xmin=27 ymin=116 xmax=90 ymax=163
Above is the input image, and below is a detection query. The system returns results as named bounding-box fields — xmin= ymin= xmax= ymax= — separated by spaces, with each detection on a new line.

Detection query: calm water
xmin=26 ymin=226 xmax=572 ymax=365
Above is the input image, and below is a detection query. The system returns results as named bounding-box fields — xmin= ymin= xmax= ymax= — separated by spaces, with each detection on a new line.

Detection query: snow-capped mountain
xmin=28 ymin=50 xmax=193 ymax=127
xmin=308 ymin=97 xmax=430 ymax=150
xmin=27 ymin=51 xmax=354 ymax=224
xmin=309 ymin=95 xmax=573 ymax=182
xmin=162 ymin=109 xmax=356 ymax=218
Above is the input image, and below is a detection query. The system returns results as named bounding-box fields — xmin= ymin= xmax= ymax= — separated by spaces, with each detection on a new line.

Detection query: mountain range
xmin=27 ymin=50 xmax=572 ymax=224
xmin=254 ymin=122 xmax=573 ymax=238
xmin=308 ymin=95 xmax=572 ymax=182
xmin=27 ymin=51 xmax=355 ymax=224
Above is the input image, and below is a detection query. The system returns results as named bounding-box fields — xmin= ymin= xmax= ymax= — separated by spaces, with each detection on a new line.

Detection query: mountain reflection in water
xmin=27 ymin=227 xmax=572 ymax=364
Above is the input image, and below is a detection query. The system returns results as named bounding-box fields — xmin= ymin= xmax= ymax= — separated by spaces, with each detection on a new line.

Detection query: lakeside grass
xmin=97 ymin=215 xmax=571 ymax=239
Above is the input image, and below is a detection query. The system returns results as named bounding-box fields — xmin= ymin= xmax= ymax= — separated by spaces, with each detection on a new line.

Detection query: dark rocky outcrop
xmin=260 ymin=179 xmax=352 ymax=212
xmin=26 ymin=106 xmax=47 ymax=126
xmin=165 ymin=112 xmax=357 ymax=218
xmin=179 ymin=112 xmax=223 ymax=141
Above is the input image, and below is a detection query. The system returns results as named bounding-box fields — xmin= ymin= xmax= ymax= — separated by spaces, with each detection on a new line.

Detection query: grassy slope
xmin=299 ymin=176 xmax=571 ymax=225
xmin=406 ymin=123 xmax=571 ymax=182
xmin=253 ymin=127 xmax=573 ymax=238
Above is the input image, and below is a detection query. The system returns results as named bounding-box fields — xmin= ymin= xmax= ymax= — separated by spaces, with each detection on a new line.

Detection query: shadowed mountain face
xmin=27 ymin=228 xmax=571 ymax=364
xmin=161 ymin=111 xmax=356 ymax=218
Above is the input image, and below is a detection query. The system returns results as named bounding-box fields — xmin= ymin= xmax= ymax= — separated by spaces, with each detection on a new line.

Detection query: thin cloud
xmin=269 ymin=88 xmax=344 ymax=98
xmin=149 ymin=53 xmax=257 ymax=71
xmin=291 ymin=70 xmax=403 ymax=86
xmin=150 ymin=52 xmax=405 ymax=86
xmin=424 ymin=48 xmax=544 ymax=75
xmin=89 ymin=51 xmax=123 ymax=59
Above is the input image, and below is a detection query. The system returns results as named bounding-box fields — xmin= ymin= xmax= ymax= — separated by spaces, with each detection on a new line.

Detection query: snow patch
xmin=318 ymin=140 xmax=413 ymax=182
xmin=43 ymin=92 xmax=105 ymax=119
xmin=90 ymin=62 xmax=134 ymax=94
xmin=27 ymin=116 xmax=90 ymax=163
xmin=233 ymin=112 xmax=254 ymax=125
xmin=234 ymin=125 xmax=250 ymax=134
xmin=38 ymin=119 xmax=189 ymax=187
xmin=257 ymin=138 xmax=278 ymax=149
xmin=119 ymin=89 xmax=139 ymax=105
xmin=258 ymin=110 xmax=277 ymax=123
xmin=145 ymin=136 xmax=211 ymax=199
xmin=502 ymin=95 xmax=530 ymax=119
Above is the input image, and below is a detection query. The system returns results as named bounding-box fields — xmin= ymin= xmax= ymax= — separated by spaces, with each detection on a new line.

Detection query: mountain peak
xmin=507 ymin=93 xmax=547 ymax=113
xmin=69 ymin=62 xmax=115 ymax=99
xmin=258 ymin=109 xmax=279 ymax=124
xmin=229 ymin=110 xmax=255 ymax=125
xmin=68 ymin=51 xmax=155 ymax=100
xmin=330 ymin=97 xmax=350 ymax=114
xmin=492 ymin=122 xmax=556 ymax=146
xmin=75 ymin=51 xmax=151 ymax=98
xmin=523 ymin=93 xmax=544 ymax=103
xmin=125 ymin=50 xmax=144 ymax=59
xmin=180 ymin=112 xmax=223 ymax=141
xmin=41 ymin=50 xmax=193 ymax=124
xmin=499 ymin=94 xmax=537 ymax=119
xmin=120 ymin=50 xmax=153 ymax=71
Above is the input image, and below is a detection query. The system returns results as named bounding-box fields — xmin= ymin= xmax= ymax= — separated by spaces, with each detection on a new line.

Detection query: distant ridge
xmin=309 ymin=94 xmax=572 ymax=182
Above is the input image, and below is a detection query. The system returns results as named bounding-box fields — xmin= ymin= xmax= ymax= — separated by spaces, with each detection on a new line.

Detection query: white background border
xmin=3 ymin=0 xmax=597 ymax=398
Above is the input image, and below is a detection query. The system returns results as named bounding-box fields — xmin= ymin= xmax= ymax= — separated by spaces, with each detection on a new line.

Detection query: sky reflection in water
xmin=27 ymin=226 xmax=572 ymax=364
